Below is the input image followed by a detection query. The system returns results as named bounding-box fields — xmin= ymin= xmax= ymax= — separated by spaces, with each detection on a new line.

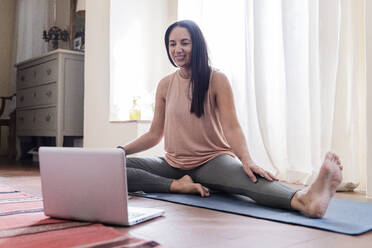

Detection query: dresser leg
xmin=56 ymin=136 xmax=64 ymax=147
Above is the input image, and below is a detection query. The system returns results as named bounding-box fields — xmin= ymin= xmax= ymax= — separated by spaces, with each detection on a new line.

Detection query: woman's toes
xmin=325 ymin=152 xmax=333 ymax=161
xmin=198 ymin=185 xmax=209 ymax=197
xmin=336 ymin=156 xmax=341 ymax=165
xmin=203 ymin=186 xmax=210 ymax=197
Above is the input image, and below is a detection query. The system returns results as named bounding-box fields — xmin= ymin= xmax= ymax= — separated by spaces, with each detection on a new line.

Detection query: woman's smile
xmin=175 ymin=55 xmax=186 ymax=61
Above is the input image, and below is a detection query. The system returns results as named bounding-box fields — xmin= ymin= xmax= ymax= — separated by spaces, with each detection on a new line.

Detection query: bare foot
xmin=170 ymin=175 xmax=210 ymax=198
xmin=291 ymin=152 xmax=343 ymax=218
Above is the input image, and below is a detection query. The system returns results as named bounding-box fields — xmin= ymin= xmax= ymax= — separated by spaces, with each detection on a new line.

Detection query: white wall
xmin=366 ymin=0 xmax=372 ymax=198
xmin=84 ymin=0 xmax=177 ymax=156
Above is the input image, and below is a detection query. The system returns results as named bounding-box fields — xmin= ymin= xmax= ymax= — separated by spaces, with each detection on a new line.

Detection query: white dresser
xmin=15 ymin=49 xmax=84 ymax=156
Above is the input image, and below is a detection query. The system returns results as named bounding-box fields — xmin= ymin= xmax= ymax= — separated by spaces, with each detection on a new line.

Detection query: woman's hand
xmin=242 ymin=162 xmax=279 ymax=183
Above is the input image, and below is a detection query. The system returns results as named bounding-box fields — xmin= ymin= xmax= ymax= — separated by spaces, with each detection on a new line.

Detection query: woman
xmin=119 ymin=20 xmax=343 ymax=218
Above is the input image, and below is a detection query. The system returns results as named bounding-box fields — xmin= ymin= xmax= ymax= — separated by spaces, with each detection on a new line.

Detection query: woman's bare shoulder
xmin=212 ymin=69 xmax=229 ymax=80
xmin=157 ymin=71 xmax=176 ymax=96
xmin=159 ymin=72 xmax=174 ymax=86
xmin=210 ymin=69 xmax=231 ymax=93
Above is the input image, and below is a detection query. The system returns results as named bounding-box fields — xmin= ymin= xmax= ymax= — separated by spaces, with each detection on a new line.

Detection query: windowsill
xmin=110 ymin=120 xmax=152 ymax=124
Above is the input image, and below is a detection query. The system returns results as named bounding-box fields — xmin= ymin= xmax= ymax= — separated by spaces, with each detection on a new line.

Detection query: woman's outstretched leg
xmin=190 ymin=154 xmax=298 ymax=210
xmin=290 ymin=152 xmax=343 ymax=218
xmin=190 ymin=153 xmax=342 ymax=218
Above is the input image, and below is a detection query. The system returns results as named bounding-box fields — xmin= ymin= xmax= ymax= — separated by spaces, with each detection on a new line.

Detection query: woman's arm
xmin=213 ymin=72 xmax=278 ymax=182
xmin=121 ymin=77 xmax=169 ymax=155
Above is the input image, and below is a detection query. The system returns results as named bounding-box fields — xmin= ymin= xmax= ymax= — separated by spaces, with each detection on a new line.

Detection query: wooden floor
xmin=1 ymin=156 xmax=372 ymax=248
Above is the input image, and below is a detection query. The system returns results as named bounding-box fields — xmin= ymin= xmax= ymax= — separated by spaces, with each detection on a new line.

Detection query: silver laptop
xmin=38 ymin=147 xmax=164 ymax=226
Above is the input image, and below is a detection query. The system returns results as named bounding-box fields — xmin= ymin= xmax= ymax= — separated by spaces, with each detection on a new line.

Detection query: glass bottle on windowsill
xmin=129 ymin=97 xmax=141 ymax=120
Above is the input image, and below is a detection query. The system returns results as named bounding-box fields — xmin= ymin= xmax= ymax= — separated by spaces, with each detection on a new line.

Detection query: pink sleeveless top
xmin=164 ymin=69 xmax=235 ymax=170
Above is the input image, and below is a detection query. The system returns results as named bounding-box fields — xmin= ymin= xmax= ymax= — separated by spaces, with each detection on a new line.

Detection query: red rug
xmin=0 ymin=184 xmax=162 ymax=248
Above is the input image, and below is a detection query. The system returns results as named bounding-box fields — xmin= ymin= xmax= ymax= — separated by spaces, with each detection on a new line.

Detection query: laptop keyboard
xmin=128 ymin=211 xmax=145 ymax=219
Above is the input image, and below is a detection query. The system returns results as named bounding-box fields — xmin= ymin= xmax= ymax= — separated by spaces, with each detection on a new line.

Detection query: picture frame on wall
xmin=74 ymin=37 xmax=82 ymax=50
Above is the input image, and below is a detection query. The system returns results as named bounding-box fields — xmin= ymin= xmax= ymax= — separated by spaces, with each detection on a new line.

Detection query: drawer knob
xmin=20 ymin=96 xmax=24 ymax=102
xmin=46 ymin=68 xmax=52 ymax=76
xmin=33 ymin=71 xmax=37 ymax=78
xmin=33 ymin=92 xmax=37 ymax=98
xmin=19 ymin=117 xmax=24 ymax=122
xmin=33 ymin=116 xmax=36 ymax=123
xmin=45 ymin=114 xmax=51 ymax=122
xmin=21 ymin=75 xmax=25 ymax=82
xmin=46 ymin=91 xmax=52 ymax=97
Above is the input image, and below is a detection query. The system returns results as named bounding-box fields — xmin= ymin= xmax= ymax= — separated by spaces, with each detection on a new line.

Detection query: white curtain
xmin=331 ymin=0 xmax=366 ymax=191
xmin=179 ymin=0 xmax=366 ymax=190
xmin=14 ymin=0 xmax=49 ymax=63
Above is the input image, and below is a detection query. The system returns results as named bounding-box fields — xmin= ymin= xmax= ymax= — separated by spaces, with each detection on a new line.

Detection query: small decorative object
xmin=129 ymin=97 xmax=141 ymax=120
xmin=74 ymin=37 xmax=82 ymax=50
xmin=42 ymin=26 xmax=69 ymax=49
xmin=74 ymin=28 xmax=85 ymax=51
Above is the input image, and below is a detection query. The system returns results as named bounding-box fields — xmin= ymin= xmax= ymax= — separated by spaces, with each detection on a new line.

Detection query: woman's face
xmin=168 ymin=26 xmax=192 ymax=69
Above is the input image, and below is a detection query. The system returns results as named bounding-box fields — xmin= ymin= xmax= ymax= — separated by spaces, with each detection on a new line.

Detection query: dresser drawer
xmin=16 ymin=107 xmax=57 ymax=132
xmin=16 ymin=110 xmax=33 ymax=131
xmin=38 ymin=60 xmax=57 ymax=84
xmin=17 ymin=83 xmax=57 ymax=108
xmin=34 ymin=108 xmax=57 ymax=130
xmin=17 ymin=60 xmax=57 ymax=89
xmin=17 ymin=67 xmax=37 ymax=89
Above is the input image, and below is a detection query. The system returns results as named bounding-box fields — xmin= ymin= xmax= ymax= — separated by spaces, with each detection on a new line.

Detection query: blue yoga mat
xmin=132 ymin=192 xmax=372 ymax=235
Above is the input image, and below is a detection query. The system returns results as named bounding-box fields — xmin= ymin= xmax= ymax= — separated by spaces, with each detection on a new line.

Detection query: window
xmin=109 ymin=0 xmax=173 ymax=121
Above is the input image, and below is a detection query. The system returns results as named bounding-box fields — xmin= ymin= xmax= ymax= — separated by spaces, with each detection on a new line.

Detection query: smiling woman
xmin=108 ymin=0 xmax=366 ymax=193
xmin=109 ymin=0 xmax=176 ymax=121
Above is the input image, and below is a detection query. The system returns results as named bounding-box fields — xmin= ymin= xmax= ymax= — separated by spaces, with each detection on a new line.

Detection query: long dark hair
xmin=165 ymin=20 xmax=211 ymax=118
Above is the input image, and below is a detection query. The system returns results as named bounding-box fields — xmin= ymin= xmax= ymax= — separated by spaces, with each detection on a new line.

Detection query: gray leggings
xmin=127 ymin=154 xmax=297 ymax=210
